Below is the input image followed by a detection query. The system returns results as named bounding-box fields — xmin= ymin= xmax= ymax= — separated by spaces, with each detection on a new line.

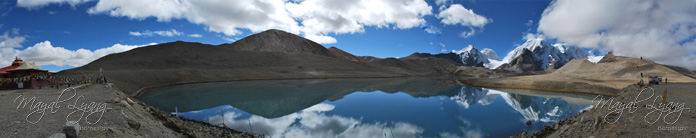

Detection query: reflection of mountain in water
xmin=139 ymin=78 xmax=593 ymax=121
xmin=138 ymin=78 xmax=458 ymax=118
xmin=450 ymin=85 xmax=592 ymax=123
xmin=141 ymin=78 xmax=597 ymax=137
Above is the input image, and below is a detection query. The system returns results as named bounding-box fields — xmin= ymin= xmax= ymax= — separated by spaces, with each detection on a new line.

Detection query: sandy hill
xmin=461 ymin=52 xmax=696 ymax=96
xmin=59 ymin=30 xmax=457 ymax=96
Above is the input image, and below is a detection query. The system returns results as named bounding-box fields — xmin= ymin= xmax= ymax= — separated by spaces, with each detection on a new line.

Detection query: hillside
xmin=58 ymin=30 xmax=457 ymax=96
xmin=461 ymin=52 xmax=696 ymax=96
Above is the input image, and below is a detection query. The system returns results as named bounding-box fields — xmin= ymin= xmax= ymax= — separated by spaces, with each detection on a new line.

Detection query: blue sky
xmin=1 ymin=0 xmax=695 ymax=71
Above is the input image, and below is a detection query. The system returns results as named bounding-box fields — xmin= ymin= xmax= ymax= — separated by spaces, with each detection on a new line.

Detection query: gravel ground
xmin=0 ymin=84 xmax=258 ymax=138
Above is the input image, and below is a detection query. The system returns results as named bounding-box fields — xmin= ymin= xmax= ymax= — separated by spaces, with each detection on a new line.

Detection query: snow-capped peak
xmin=500 ymin=39 xmax=590 ymax=70
xmin=480 ymin=48 xmax=500 ymax=60
xmin=453 ymin=45 xmax=477 ymax=54
xmin=451 ymin=45 xmax=489 ymax=66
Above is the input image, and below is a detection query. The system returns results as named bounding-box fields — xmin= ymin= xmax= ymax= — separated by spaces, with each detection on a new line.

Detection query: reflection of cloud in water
xmin=439 ymin=116 xmax=485 ymax=138
xmin=206 ymin=103 xmax=424 ymax=138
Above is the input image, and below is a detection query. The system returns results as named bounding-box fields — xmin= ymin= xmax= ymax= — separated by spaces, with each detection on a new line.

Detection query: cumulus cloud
xmin=438 ymin=4 xmax=490 ymax=27
xmin=129 ymin=29 xmax=183 ymax=37
xmin=286 ymin=0 xmax=432 ymax=43
xmin=24 ymin=0 xmax=432 ymax=44
xmin=538 ymin=0 xmax=696 ymax=69
xmin=1 ymin=40 xmax=154 ymax=67
xmin=438 ymin=4 xmax=490 ymax=39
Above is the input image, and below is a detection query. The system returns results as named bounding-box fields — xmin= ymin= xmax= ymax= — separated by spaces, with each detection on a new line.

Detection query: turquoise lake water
xmin=138 ymin=78 xmax=596 ymax=138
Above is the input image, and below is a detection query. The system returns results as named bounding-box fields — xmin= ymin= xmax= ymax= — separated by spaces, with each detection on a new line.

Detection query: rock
xmin=126 ymin=97 xmax=136 ymax=105
xmin=525 ymin=120 xmax=532 ymax=126
xmin=112 ymin=98 xmax=121 ymax=103
xmin=62 ymin=121 xmax=80 ymax=138
xmin=127 ymin=119 xmax=141 ymax=130
xmin=593 ymin=116 xmax=601 ymax=131
xmin=120 ymin=100 xmax=131 ymax=107
xmin=48 ymin=133 xmax=66 ymax=138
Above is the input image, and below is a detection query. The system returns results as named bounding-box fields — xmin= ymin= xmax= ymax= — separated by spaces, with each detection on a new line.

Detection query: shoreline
xmin=0 ymin=83 xmax=260 ymax=138
xmin=130 ymin=76 xmax=451 ymax=98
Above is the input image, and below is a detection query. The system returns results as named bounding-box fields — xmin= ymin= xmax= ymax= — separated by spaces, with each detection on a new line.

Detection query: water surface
xmin=139 ymin=78 xmax=595 ymax=138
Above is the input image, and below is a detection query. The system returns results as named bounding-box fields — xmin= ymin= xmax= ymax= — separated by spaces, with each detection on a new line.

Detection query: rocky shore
xmin=0 ymin=83 xmax=258 ymax=138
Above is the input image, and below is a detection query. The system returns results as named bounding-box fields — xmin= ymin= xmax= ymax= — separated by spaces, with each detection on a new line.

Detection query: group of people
xmin=0 ymin=73 xmax=108 ymax=88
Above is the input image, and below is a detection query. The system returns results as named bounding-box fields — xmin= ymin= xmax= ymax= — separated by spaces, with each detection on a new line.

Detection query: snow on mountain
xmin=484 ymin=59 xmax=505 ymax=70
xmin=452 ymin=45 xmax=489 ymax=67
xmin=480 ymin=48 xmax=499 ymax=60
xmin=587 ymin=50 xmax=604 ymax=63
xmin=500 ymin=38 xmax=589 ymax=70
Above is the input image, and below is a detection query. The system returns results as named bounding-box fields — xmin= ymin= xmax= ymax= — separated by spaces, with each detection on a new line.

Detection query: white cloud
xmin=77 ymin=0 xmax=432 ymax=44
xmin=538 ymin=0 xmax=696 ymax=69
xmin=525 ymin=20 xmax=533 ymax=26
xmin=188 ymin=34 xmax=202 ymax=38
xmin=218 ymin=35 xmax=240 ymax=42
xmin=129 ymin=29 xmax=183 ymax=37
xmin=438 ymin=4 xmax=490 ymax=27
xmin=460 ymin=29 xmax=475 ymax=38
xmin=6 ymin=41 xmax=155 ymax=67
xmin=439 ymin=43 xmax=445 ymax=48
xmin=523 ymin=33 xmax=545 ymax=40
xmin=287 ymin=0 xmax=432 ymax=44
xmin=17 ymin=0 xmax=92 ymax=9
xmin=438 ymin=4 xmax=490 ymax=39
xmin=304 ymin=34 xmax=337 ymax=44
xmin=435 ymin=0 xmax=452 ymax=6
xmin=423 ymin=25 xmax=441 ymax=34
xmin=0 ymin=28 xmax=26 ymax=48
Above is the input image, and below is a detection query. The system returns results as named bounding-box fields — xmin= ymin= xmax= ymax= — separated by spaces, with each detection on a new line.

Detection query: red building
xmin=0 ymin=57 xmax=53 ymax=89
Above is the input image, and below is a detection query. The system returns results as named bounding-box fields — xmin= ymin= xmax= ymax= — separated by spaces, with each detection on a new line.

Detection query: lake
xmin=138 ymin=78 xmax=596 ymax=138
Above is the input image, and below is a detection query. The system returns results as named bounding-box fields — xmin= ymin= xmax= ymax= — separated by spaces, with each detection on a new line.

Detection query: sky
xmin=0 ymin=0 xmax=695 ymax=72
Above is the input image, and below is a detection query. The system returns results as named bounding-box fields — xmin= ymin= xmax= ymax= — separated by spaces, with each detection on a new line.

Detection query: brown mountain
xmin=220 ymin=29 xmax=335 ymax=57
xmin=59 ymin=29 xmax=456 ymax=95
xmin=327 ymin=47 xmax=362 ymax=61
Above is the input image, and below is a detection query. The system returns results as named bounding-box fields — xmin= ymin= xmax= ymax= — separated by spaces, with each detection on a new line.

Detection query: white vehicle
xmin=648 ymin=74 xmax=662 ymax=85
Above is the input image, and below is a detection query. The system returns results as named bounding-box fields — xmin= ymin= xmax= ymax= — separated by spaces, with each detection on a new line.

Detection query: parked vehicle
xmin=648 ymin=74 xmax=662 ymax=85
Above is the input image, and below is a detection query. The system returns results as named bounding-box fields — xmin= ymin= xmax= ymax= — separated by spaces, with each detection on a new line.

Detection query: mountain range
xmin=59 ymin=29 xmax=457 ymax=95
xmin=407 ymin=38 xmax=595 ymax=72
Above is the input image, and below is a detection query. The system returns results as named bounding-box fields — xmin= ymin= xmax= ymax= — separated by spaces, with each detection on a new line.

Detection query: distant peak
xmin=465 ymin=45 xmax=476 ymax=51
xmin=452 ymin=45 xmax=479 ymax=54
